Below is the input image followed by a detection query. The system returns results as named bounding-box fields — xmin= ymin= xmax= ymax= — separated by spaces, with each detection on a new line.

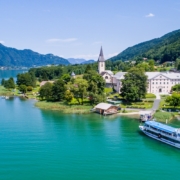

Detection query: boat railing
xmin=145 ymin=126 xmax=180 ymax=140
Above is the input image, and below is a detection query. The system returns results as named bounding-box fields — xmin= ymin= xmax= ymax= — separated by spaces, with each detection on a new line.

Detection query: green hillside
xmin=0 ymin=44 xmax=70 ymax=67
xmin=109 ymin=29 xmax=180 ymax=63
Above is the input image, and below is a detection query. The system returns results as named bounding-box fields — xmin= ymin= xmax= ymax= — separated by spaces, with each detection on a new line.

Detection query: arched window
xmin=105 ymin=76 xmax=108 ymax=79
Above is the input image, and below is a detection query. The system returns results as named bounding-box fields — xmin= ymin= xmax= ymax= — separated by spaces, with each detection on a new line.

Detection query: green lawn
xmin=145 ymin=93 xmax=156 ymax=99
xmin=0 ymin=86 xmax=15 ymax=96
xmin=153 ymin=111 xmax=176 ymax=123
xmin=0 ymin=85 xmax=40 ymax=99
xmin=104 ymin=87 xmax=113 ymax=94
xmin=120 ymin=100 xmax=153 ymax=109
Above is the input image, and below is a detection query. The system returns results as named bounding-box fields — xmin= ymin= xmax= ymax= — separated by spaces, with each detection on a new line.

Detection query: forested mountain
xmin=0 ymin=44 xmax=70 ymax=67
xmin=109 ymin=29 xmax=180 ymax=63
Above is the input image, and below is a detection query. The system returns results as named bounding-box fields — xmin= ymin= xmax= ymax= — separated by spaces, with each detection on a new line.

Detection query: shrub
xmin=27 ymin=86 xmax=33 ymax=91
xmin=145 ymin=93 xmax=156 ymax=98
xmin=145 ymin=100 xmax=154 ymax=102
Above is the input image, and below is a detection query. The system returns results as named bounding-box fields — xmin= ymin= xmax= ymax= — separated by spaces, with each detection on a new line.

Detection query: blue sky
xmin=0 ymin=0 xmax=180 ymax=60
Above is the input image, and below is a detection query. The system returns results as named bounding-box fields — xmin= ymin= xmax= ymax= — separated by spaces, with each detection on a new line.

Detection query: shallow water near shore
xmin=1 ymin=97 xmax=180 ymax=180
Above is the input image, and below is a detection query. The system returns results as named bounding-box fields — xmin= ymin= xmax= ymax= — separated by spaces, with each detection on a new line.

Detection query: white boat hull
xmin=139 ymin=126 xmax=180 ymax=149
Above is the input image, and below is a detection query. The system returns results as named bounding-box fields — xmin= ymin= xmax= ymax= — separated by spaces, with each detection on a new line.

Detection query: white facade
xmin=98 ymin=61 xmax=105 ymax=74
xmin=146 ymin=72 xmax=180 ymax=93
xmin=100 ymin=70 xmax=114 ymax=84
xmin=114 ymin=72 xmax=180 ymax=94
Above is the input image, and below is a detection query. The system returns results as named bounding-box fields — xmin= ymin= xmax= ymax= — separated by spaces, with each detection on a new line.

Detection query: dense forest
xmin=0 ymin=44 xmax=70 ymax=67
xmin=28 ymin=60 xmax=133 ymax=79
xmin=109 ymin=29 xmax=180 ymax=63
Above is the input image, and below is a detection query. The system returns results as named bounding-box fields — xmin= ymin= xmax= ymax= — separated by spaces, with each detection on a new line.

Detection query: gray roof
xmin=145 ymin=121 xmax=179 ymax=134
xmin=95 ymin=103 xmax=115 ymax=110
xmin=113 ymin=71 xmax=180 ymax=80
xmin=113 ymin=72 xmax=127 ymax=79
xmin=98 ymin=46 xmax=105 ymax=62
xmin=101 ymin=70 xmax=114 ymax=76
xmin=146 ymin=72 xmax=180 ymax=80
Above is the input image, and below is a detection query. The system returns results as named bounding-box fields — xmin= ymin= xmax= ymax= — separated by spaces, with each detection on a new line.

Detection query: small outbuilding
xmin=139 ymin=111 xmax=153 ymax=122
xmin=93 ymin=103 xmax=119 ymax=115
xmin=71 ymin=71 xmax=76 ymax=78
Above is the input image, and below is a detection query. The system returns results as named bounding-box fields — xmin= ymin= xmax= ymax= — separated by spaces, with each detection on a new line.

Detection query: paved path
xmin=125 ymin=93 xmax=162 ymax=113
xmin=151 ymin=93 xmax=161 ymax=111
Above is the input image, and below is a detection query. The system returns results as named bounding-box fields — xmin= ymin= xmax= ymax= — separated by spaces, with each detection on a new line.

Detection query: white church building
xmin=98 ymin=47 xmax=180 ymax=94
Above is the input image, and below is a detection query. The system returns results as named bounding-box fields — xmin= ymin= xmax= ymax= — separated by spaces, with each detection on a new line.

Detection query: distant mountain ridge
xmin=81 ymin=60 xmax=95 ymax=64
xmin=0 ymin=44 xmax=70 ymax=67
xmin=109 ymin=29 xmax=180 ymax=63
xmin=68 ymin=58 xmax=95 ymax=64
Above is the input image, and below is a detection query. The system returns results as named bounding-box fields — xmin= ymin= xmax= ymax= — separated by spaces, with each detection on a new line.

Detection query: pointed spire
xmin=98 ymin=46 xmax=105 ymax=62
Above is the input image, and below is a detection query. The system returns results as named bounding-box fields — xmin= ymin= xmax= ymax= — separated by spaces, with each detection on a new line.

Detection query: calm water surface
xmin=1 ymin=97 xmax=180 ymax=180
xmin=0 ymin=70 xmax=26 ymax=82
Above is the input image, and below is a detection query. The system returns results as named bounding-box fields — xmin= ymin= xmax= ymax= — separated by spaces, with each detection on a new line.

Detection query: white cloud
xmin=46 ymin=38 xmax=78 ymax=43
xmin=145 ymin=13 xmax=155 ymax=18
xmin=0 ymin=40 xmax=5 ymax=44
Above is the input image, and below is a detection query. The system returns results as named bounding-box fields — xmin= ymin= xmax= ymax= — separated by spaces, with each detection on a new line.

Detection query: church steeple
xmin=98 ymin=46 xmax=105 ymax=62
xmin=98 ymin=46 xmax=105 ymax=74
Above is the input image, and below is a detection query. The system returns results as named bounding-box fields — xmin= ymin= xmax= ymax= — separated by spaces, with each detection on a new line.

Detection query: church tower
xmin=98 ymin=46 xmax=105 ymax=74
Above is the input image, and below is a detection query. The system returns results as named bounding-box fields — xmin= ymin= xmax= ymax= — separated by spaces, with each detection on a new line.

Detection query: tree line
xmin=39 ymin=68 xmax=106 ymax=105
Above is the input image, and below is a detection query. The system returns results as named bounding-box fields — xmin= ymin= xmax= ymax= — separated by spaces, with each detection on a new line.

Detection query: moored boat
xmin=139 ymin=121 xmax=180 ymax=148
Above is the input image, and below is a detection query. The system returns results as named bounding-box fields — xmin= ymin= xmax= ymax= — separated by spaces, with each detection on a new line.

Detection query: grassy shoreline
xmin=35 ymin=101 xmax=93 ymax=114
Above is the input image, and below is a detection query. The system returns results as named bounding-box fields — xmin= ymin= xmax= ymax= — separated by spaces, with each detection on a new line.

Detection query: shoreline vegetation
xmin=35 ymin=101 xmax=93 ymax=114
xmin=0 ymin=85 xmax=179 ymax=122
xmin=1 ymin=85 xmax=179 ymax=123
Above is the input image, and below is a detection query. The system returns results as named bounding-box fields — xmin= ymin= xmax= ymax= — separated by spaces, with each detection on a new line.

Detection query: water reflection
xmin=139 ymin=130 xmax=180 ymax=160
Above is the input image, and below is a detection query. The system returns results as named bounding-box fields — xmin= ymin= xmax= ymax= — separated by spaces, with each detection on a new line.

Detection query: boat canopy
xmin=145 ymin=121 xmax=177 ymax=134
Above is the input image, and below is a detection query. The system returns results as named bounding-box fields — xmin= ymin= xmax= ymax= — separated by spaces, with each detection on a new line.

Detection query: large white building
xmin=97 ymin=47 xmax=180 ymax=94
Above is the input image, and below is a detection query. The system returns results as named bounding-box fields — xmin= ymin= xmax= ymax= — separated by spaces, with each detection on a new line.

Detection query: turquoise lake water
xmin=1 ymin=97 xmax=180 ymax=180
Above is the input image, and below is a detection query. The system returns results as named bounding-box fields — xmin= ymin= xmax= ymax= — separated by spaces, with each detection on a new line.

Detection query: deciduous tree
xmin=19 ymin=85 xmax=27 ymax=94
xmin=64 ymin=90 xmax=74 ymax=104
xmin=51 ymin=79 xmax=66 ymax=101
xmin=166 ymin=93 xmax=180 ymax=107
xmin=39 ymin=82 xmax=53 ymax=100
xmin=121 ymin=67 xmax=147 ymax=101
xmin=67 ymin=78 xmax=88 ymax=105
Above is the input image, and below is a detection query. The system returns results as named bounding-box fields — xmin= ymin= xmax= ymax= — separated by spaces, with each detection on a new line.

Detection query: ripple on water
xmin=1 ymin=98 xmax=180 ymax=180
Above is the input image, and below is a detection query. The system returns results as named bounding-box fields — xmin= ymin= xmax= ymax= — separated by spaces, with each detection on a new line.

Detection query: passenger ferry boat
xmin=139 ymin=121 xmax=180 ymax=148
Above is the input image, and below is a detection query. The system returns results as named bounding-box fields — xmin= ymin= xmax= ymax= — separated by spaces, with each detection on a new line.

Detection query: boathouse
xmin=94 ymin=103 xmax=119 ymax=115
